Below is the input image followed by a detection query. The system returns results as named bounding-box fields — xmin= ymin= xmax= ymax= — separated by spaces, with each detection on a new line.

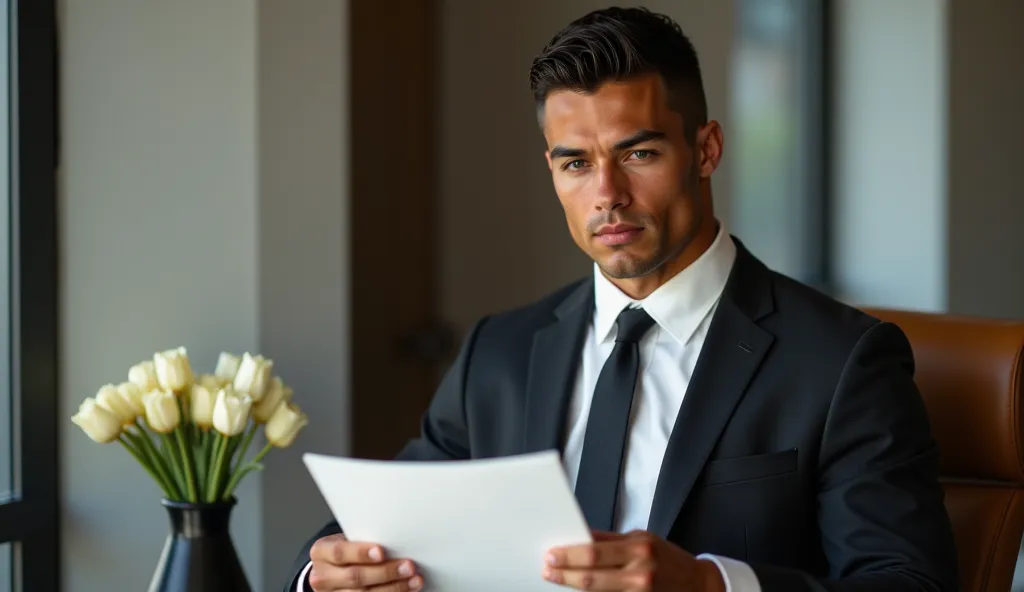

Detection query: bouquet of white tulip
xmin=71 ymin=347 xmax=309 ymax=503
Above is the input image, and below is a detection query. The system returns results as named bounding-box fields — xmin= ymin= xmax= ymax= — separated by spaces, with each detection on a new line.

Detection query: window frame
xmin=0 ymin=0 xmax=60 ymax=590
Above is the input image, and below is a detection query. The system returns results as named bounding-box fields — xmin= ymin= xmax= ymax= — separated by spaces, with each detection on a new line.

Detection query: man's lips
xmin=594 ymin=224 xmax=643 ymax=246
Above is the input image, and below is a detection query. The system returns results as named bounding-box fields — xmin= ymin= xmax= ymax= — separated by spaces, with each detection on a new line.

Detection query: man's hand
xmin=542 ymin=530 xmax=725 ymax=592
xmin=308 ymin=533 xmax=424 ymax=592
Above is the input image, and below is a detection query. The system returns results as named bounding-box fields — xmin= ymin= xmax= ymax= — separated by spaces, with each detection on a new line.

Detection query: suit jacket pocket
xmin=701 ymin=448 xmax=798 ymax=487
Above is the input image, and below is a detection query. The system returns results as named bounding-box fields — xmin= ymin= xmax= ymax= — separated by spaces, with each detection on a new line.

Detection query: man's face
xmin=542 ymin=73 xmax=714 ymax=280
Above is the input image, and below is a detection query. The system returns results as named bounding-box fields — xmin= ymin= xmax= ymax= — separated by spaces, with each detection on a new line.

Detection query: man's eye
xmin=631 ymin=150 xmax=651 ymax=160
xmin=566 ymin=160 xmax=586 ymax=170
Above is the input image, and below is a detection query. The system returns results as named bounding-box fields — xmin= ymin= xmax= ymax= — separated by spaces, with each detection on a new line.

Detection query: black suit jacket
xmin=288 ymin=240 xmax=958 ymax=592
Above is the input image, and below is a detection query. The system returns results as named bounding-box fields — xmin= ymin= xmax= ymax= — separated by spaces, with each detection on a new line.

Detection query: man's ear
xmin=696 ymin=121 xmax=724 ymax=178
xmin=545 ymin=150 xmax=553 ymax=172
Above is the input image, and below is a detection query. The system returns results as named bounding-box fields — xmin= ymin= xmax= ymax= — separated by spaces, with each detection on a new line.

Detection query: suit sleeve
xmin=750 ymin=321 xmax=959 ymax=592
xmin=280 ymin=318 xmax=485 ymax=591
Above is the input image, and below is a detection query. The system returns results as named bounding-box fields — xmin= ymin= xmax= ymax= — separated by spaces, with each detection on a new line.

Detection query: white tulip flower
xmin=128 ymin=360 xmax=159 ymax=392
xmin=214 ymin=352 xmax=241 ymax=381
xmin=252 ymin=377 xmax=292 ymax=424
xmin=95 ymin=383 xmax=142 ymax=425
xmin=154 ymin=347 xmax=194 ymax=392
xmin=144 ymin=389 xmax=181 ymax=433
xmin=232 ymin=353 xmax=273 ymax=402
xmin=116 ymin=382 xmax=145 ymax=413
xmin=266 ymin=402 xmax=308 ymax=448
xmin=212 ymin=387 xmax=253 ymax=436
xmin=190 ymin=383 xmax=217 ymax=428
xmin=196 ymin=373 xmax=226 ymax=390
xmin=72 ymin=397 xmax=123 ymax=443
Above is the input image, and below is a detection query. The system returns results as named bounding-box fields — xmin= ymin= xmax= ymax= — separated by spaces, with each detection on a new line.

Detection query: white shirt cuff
xmin=696 ymin=554 xmax=762 ymax=592
xmin=295 ymin=561 xmax=314 ymax=592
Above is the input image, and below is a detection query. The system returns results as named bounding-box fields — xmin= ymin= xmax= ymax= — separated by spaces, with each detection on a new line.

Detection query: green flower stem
xmin=207 ymin=432 xmax=231 ymax=503
xmin=252 ymin=441 xmax=273 ymax=464
xmin=222 ymin=433 xmax=243 ymax=490
xmin=226 ymin=433 xmax=242 ymax=466
xmin=175 ymin=426 xmax=199 ymax=503
xmin=173 ymin=397 xmax=200 ymax=502
xmin=205 ymin=433 xmax=222 ymax=498
xmin=160 ymin=432 xmax=187 ymax=497
xmin=119 ymin=436 xmax=175 ymax=498
xmin=222 ymin=442 xmax=274 ymax=500
xmin=132 ymin=422 xmax=180 ymax=496
xmin=220 ymin=463 xmax=258 ymax=500
xmin=221 ymin=424 xmax=259 ymax=498
xmin=194 ymin=428 xmax=209 ymax=496
xmin=203 ymin=428 xmax=215 ymax=479
xmin=128 ymin=427 xmax=183 ymax=500
xmin=235 ymin=424 xmax=258 ymax=468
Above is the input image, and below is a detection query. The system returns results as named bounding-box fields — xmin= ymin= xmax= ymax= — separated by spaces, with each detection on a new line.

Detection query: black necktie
xmin=574 ymin=307 xmax=657 ymax=531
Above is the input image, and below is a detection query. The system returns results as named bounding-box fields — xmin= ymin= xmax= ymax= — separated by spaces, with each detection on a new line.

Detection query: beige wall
xmin=60 ymin=1 xmax=262 ymax=589
xmin=947 ymin=0 xmax=1024 ymax=321
xmin=256 ymin=0 xmax=350 ymax=588
xmin=59 ymin=1 xmax=350 ymax=590
xmin=437 ymin=0 xmax=736 ymax=331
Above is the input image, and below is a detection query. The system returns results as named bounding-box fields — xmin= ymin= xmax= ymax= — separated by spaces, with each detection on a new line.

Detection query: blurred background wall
xmin=59 ymin=1 xmax=349 ymax=590
xmin=60 ymin=2 xmax=265 ymax=590
xmin=51 ymin=0 xmax=1023 ymax=590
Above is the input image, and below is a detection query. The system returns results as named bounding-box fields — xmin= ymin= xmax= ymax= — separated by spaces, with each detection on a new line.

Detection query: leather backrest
xmin=864 ymin=308 xmax=1024 ymax=591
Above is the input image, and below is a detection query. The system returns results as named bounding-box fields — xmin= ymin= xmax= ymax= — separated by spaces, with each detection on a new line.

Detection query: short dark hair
xmin=529 ymin=6 xmax=707 ymax=141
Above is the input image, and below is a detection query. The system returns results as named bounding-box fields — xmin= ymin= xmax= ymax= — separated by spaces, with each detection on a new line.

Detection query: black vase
xmin=147 ymin=497 xmax=252 ymax=592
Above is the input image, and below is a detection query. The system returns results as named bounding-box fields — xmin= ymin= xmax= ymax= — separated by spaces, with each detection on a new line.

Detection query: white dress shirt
xmin=298 ymin=226 xmax=759 ymax=591
xmin=560 ymin=225 xmax=760 ymax=591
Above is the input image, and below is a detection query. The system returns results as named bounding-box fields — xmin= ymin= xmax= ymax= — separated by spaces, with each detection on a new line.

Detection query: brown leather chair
xmin=863 ymin=308 xmax=1024 ymax=591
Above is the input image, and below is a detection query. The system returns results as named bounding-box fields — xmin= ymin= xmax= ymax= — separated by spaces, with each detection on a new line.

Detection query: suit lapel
xmin=647 ymin=241 xmax=776 ymax=538
xmin=523 ymin=279 xmax=593 ymax=454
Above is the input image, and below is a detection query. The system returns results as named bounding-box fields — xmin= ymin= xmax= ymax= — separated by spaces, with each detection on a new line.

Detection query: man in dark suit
xmin=288 ymin=7 xmax=958 ymax=592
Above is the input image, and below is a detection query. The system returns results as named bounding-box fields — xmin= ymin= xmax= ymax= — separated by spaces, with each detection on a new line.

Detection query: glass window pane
xmin=0 ymin=542 xmax=11 ymax=592
xmin=730 ymin=0 xmax=819 ymax=283
xmin=0 ymin=0 xmax=11 ymax=499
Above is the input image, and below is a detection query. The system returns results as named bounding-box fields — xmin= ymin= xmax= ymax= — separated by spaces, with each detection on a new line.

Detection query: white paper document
xmin=303 ymin=450 xmax=593 ymax=591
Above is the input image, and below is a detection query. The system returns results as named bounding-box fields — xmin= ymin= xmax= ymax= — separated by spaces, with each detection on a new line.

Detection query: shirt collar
xmin=593 ymin=223 xmax=737 ymax=346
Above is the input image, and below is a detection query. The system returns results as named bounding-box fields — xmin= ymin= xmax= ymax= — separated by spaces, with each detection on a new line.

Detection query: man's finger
xmin=309 ymin=534 xmax=385 ymax=566
xmin=360 ymin=574 xmax=425 ymax=592
xmin=547 ymin=539 xmax=652 ymax=568
xmin=309 ymin=559 xmax=415 ymax=589
xmin=542 ymin=567 xmax=652 ymax=590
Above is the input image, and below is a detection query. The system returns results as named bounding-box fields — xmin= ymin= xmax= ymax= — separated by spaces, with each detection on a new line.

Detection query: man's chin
xmin=596 ymin=253 xmax=662 ymax=280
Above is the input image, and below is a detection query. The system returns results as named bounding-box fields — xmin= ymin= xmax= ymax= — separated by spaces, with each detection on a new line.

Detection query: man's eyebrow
xmin=613 ymin=129 xmax=666 ymax=151
xmin=549 ymin=146 xmax=586 ymax=159
xmin=548 ymin=129 xmax=666 ymax=160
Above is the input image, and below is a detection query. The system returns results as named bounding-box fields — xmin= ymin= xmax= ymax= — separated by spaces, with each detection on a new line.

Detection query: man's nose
xmin=592 ymin=164 xmax=630 ymax=212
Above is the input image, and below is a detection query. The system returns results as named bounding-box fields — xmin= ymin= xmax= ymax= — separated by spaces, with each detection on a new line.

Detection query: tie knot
xmin=614 ymin=308 xmax=656 ymax=343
